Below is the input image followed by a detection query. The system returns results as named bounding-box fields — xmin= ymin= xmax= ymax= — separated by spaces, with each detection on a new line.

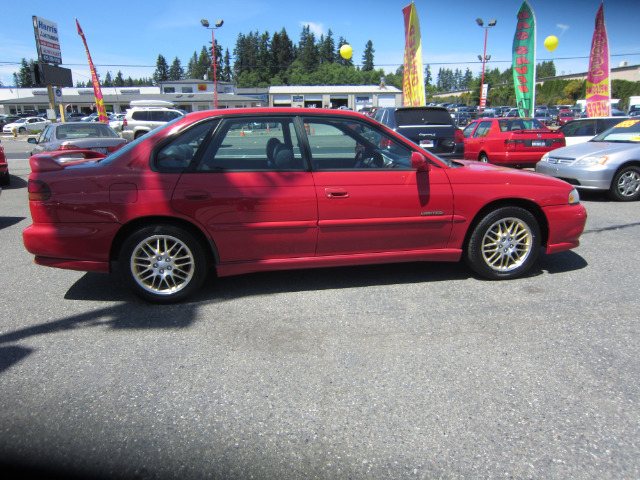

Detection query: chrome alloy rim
xmin=481 ymin=217 xmax=533 ymax=272
xmin=130 ymin=235 xmax=195 ymax=295
xmin=616 ymin=170 xmax=640 ymax=198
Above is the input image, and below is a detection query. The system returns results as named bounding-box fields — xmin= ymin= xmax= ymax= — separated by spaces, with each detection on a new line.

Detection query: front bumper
xmin=536 ymin=161 xmax=613 ymax=190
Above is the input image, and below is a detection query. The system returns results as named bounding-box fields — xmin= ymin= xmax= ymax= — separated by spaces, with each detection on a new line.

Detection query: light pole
xmin=476 ymin=18 xmax=496 ymax=113
xmin=201 ymin=18 xmax=224 ymax=109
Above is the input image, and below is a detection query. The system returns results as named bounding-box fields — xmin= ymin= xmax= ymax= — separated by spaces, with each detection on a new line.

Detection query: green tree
xmin=13 ymin=58 xmax=35 ymax=87
xmin=153 ymin=54 xmax=169 ymax=84
xmin=114 ymin=70 xmax=125 ymax=87
xmin=168 ymin=57 xmax=184 ymax=81
xmin=362 ymin=40 xmax=375 ymax=71
xmin=185 ymin=51 xmax=198 ymax=79
xmin=194 ymin=46 xmax=211 ymax=80
xmin=319 ymin=29 xmax=335 ymax=65
xmin=297 ymin=25 xmax=319 ymax=71
xmin=271 ymin=28 xmax=294 ymax=77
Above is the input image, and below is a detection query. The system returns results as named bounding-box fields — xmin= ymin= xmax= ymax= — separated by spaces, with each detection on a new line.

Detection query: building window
xmin=181 ymin=87 xmax=193 ymax=93
xmin=164 ymin=87 xmax=175 ymax=93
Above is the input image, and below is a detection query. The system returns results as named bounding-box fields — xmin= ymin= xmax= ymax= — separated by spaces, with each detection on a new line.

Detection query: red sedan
xmin=556 ymin=109 xmax=576 ymax=126
xmin=463 ymin=118 xmax=565 ymax=168
xmin=23 ymin=108 xmax=586 ymax=303
xmin=0 ymin=143 xmax=8 ymax=185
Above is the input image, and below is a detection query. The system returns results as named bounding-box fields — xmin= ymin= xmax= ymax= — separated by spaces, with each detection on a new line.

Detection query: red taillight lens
xmin=107 ymin=144 xmax=124 ymax=153
xmin=122 ymin=118 xmax=127 ymax=127
xmin=58 ymin=144 xmax=80 ymax=150
xmin=454 ymin=128 xmax=464 ymax=144
xmin=28 ymin=180 xmax=51 ymax=201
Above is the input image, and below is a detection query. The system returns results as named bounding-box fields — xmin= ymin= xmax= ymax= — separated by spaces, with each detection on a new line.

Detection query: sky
xmin=1 ymin=0 xmax=639 ymax=88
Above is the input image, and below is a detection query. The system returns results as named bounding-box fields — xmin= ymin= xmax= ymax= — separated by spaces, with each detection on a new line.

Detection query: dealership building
xmin=0 ymin=79 xmax=402 ymax=116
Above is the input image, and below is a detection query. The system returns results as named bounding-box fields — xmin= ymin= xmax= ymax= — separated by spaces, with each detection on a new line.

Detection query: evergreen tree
xmin=194 ymin=46 xmax=211 ymax=80
xmin=13 ymin=58 xmax=35 ymax=87
xmin=168 ymin=57 xmax=184 ymax=81
xmin=362 ymin=40 xmax=375 ymax=71
xmin=424 ymin=64 xmax=432 ymax=86
xmin=221 ymin=48 xmax=232 ymax=82
xmin=153 ymin=54 xmax=169 ymax=84
xmin=103 ymin=71 xmax=113 ymax=87
xmin=319 ymin=29 xmax=335 ymax=65
xmin=297 ymin=25 xmax=319 ymax=71
xmin=185 ymin=52 xmax=198 ymax=79
xmin=272 ymin=28 xmax=294 ymax=76
xmin=114 ymin=71 xmax=125 ymax=87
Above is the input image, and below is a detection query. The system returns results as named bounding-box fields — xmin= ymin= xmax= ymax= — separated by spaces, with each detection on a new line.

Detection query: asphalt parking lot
xmin=1 ymin=138 xmax=639 ymax=479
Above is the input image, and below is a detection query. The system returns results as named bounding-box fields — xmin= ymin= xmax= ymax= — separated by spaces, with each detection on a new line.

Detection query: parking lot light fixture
xmin=477 ymin=18 xmax=497 ymax=113
xmin=201 ymin=18 xmax=224 ymax=109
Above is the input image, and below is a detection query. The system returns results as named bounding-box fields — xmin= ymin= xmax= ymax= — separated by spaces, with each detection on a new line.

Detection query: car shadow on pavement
xmin=0 ymin=346 xmax=32 ymax=373
xmin=0 ymin=217 xmax=25 ymax=230
xmin=1 ymin=175 xmax=27 ymax=190
xmin=62 ymin=251 xmax=588 ymax=304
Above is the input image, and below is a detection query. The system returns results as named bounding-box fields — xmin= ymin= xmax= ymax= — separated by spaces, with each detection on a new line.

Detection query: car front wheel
xmin=119 ymin=225 xmax=208 ymax=303
xmin=609 ymin=165 xmax=640 ymax=201
xmin=466 ymin=207 xmax=540 ymax=280
xmin=478 ymin=152 xmax=490 ymax=163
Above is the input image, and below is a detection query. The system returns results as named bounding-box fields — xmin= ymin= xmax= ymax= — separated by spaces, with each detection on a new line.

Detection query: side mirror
xmin=28 ymin=137 xmax=37 ymax=144
xmin=411 ymin=151 xmax=429 ymax=172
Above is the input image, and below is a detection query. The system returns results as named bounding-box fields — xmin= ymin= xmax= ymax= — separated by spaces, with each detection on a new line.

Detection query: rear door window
xmin=394 ymin=109 xmax=453 ymax=126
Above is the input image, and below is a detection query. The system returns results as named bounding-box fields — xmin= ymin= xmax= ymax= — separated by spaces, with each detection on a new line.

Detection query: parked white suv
xmin=121 ymin=101 xmax=185 ymax=141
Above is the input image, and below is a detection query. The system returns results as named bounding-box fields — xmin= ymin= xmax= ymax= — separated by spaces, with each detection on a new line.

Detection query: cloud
xmin=301 ymin=21 xmax=324 ymax=38
xmin=557 ymin=24 xmax=570 ymax=36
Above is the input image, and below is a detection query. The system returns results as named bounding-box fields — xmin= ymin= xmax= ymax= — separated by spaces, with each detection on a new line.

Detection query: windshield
xmin=592 ymin=119 xmax=640 ymax=143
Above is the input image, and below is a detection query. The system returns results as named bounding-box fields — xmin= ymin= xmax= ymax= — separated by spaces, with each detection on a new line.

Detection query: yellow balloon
xmin=544 ymin=35 xmax=559 ymax=52
xmin=340 ymin=44 xmax=353 ymax=60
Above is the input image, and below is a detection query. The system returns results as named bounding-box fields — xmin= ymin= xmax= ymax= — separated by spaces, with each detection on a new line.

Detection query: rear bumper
xmin=542 ymin=203 xmax=587 ymax=254
xmin=23 ymin=222 xmax=120 ymax=273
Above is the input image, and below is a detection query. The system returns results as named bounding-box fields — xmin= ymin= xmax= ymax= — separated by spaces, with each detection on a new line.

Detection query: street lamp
xmin=476 ymin=17 xmax=496 ymax=113
xmin=201 ymin=18 xmax=224 ymax=109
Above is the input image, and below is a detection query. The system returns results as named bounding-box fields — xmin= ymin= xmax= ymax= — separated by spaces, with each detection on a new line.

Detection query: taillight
xmin=454 ymin=128 xmax=464 ymax=144
xmin=58 ymin=144 xmax=80 ymax=150
xmin=28 ymin=180 xmax=51 ymax=201
xmin=380 ymin=137 xmax=392 ymax=147
xmin=107 ymin=144 xmax=123 ymax=152
xmin=505 ymin=139 xmax=525 ymax=149
xmin=122 ymin=118 xmax=128 ymax=127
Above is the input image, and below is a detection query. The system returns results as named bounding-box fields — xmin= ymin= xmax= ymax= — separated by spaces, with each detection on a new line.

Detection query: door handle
xmin=184 ymin=190 xmax=211 ymax=201
xmin=325 ymin=188 xmax=349 ymax=198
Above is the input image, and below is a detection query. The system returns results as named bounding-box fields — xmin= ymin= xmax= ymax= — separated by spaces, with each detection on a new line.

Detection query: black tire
xmin=0 ymin=171 xmax=9 ymax=186
xmin=466 ymin=206 xmax=541 ymax=280
xmin=18 ymin=127 xmax=26 ymax=133
xmin=119 ymin=225 xmax=208 ymax=303
xmin=478 ymin=152 xmax=490 ymax=163
xmin=608 ymin=165 xmax=640 ymax=201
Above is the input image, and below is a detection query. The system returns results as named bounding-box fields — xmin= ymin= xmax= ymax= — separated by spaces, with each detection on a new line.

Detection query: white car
xmin=2 ymin=116 xmax=51 ymax=134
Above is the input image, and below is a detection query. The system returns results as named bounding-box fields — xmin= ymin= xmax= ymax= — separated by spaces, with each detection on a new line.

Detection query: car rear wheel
xmin=18 ymin=127 xmax=26 ymax=133
xmin=119 ymin=225 xmax=208 ymax=303
xmin=0 ymin=170 xmax=9 ymax=186
xmin=608 ymin=166 xmax=640 ymax=201
xmin=479 ymin=152 xmax=490 ymax=163
xmin=466 ymin=207 xmax=540 ymax=280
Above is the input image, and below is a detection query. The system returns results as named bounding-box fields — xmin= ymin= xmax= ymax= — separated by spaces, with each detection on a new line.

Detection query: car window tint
xmin=303 ymin=117 xmax=412 ymax=170
xmin=197 ymin=117 xmax=304 ymax=171
xmin=155 ymin=120 xmax=216 ymax=171
xmin=131 ymin=111 xmax=148 ymax=121
xmin=394 ymin=108 xmax=452 ymax=125
xmin=473 ymin=121 xmax=492 ymax=137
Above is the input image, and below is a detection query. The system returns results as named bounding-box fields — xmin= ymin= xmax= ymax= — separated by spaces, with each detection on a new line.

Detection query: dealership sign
xmin=33 ymin=16 xmax=62 ymax=64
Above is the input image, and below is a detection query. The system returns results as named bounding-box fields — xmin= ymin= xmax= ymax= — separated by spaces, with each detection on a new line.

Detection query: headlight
xmin=568 ymin=188 xmax=580 ymax=205
xmin=541 ymin=152 xmax=550 ymax=162
xmin=575 ymin=155 xmax=609 ymax=166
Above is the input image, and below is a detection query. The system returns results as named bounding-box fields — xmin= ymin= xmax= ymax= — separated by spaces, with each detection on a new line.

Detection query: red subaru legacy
xmin=23 ymin=108 xmax=586 ymax=303
xmin=463 ymin=117 xmax=565 ymax=168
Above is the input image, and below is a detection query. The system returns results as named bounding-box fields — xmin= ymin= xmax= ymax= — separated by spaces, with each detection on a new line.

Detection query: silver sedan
xmin=28 ymin=122 xmax=127 ymax=156
xmin=536 ymin=118 xmax=640 ymax=201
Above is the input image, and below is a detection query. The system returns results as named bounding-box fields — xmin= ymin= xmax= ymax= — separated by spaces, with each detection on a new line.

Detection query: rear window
xmin=394 ymin=109 xmax=453 ymax=126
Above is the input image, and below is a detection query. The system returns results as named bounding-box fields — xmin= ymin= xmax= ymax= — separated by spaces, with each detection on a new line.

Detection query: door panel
xmin=171 ymin=116 xmax=318 ymax=263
